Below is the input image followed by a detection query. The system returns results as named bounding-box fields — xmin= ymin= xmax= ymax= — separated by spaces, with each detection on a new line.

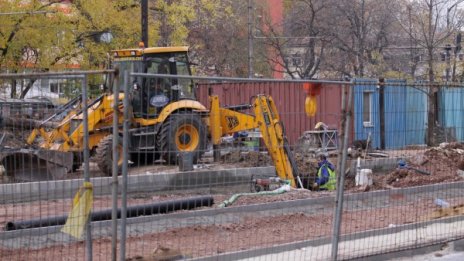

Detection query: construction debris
xmin=427 ymin=204 xmax=464 ymax=220
xmin=344 ymin=142 xmax=464 ymax=191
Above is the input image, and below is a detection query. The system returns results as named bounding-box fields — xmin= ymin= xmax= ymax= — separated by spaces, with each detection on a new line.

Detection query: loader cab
xmin=112 ymin=46 xmax=195 ymax=118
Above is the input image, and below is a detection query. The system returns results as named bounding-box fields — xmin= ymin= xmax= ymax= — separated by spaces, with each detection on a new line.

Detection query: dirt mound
xmin=382 ymin=168 xmax=461 ymax=188
xmin=376 ymin=144 xmax=464 ymax=188
xmin=293 ymin=152 xmax=318 ymax=177
xmin=221 ymin=151 xmax=273 ymax=167
xmin=458 ymin=160 xmax=464 ymax=171
xmin=221 ymin=150 xmax=320 ymax=188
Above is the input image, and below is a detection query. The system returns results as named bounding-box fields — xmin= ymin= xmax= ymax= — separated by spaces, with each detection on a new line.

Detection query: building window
xmin=440 ymin=52 xmax=446 ymax=62
xmin=284 ymin=57 xmax=290 ymax=65
xmin=363 ymin=91 xmax=373 ymax=127
xmin=50 ymin=83 xmax=60 ymax=94
xmin=292 ymin=53 xmax=302 ymax=66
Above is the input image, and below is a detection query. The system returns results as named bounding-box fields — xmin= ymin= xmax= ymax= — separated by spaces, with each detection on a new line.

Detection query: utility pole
xmin=248 ymin=0 xmax=254 ymax=78
xmin=141 ymin=0 xmax=148 ymax=47
xmin=452 ymin=33 xmax=462 ymax=82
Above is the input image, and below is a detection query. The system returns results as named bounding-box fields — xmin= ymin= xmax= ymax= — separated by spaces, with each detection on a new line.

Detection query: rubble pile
xmin=221 ymin=150 xmax=321 ymax=177
xmin=221 ymin=149 xmax=322 ymax=189
xmin=0 ymin=128 xmax=30 ymax=148
xmin=220 ymin=150 xmax=273 ymax=167
xmin=379 ymin=142 xmax=464 ymax=188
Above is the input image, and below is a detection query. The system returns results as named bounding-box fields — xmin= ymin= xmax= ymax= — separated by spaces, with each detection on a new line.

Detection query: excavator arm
xmin=209 ymin=95 xmax=299 ymax=187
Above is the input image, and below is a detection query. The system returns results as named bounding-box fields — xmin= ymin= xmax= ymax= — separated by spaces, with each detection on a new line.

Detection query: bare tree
xmin=257 ymin=0 xmax=329 ymax=79
xmin=397 ymin=0 xmax=464 ymax=145
xmin=186 ymin=0 xmax=254 ymax=77
xmin=324 ymin=0 xmax=398 ymax=78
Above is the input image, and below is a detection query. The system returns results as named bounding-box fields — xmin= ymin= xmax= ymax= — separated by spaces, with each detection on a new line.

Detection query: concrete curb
xmin=0 ymin=166 xmax=276 ymax=203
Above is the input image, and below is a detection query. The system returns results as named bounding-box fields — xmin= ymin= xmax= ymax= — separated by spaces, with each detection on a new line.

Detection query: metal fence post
xmin=331 ymin=83 xmax=353 ymax=260
xmin=119 ymin=70 xmax=130 ymax=261
xmin=82 ymin=75 xmax=93 ymax=261
xmin=111 ymin=71 xmax=119 ymax=261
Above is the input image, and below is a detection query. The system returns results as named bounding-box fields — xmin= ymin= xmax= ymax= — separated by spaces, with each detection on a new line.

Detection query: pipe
xmin=296 ymin=176 xmax=304 ymax=189
xmin=5 ymin=196 xmax=214 ymax=231
xmin=331 ymin=82 xmax=353 ymax=260
xmin=0 ymin=70 xmax=115 ymax=79
xmin=1 ymin=117 xmax=60 ymax=129
xmin=120 ymin=68 xmax=131 ymax=261
xmin=219 ymin=181 xmax=291 ymax=208
xmin=82 ymin=69 xmax=92 ymax=261
xmin=111 ymin=68 xmax=119 ymax=261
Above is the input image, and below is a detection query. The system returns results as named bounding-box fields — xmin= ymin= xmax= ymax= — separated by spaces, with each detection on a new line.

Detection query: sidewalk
xmin=233 ymin=219 xmax=464 ymax=261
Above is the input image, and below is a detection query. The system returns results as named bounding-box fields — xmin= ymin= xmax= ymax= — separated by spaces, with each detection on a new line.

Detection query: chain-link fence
xmin=0 ymin=70 xmax=463 ymax=261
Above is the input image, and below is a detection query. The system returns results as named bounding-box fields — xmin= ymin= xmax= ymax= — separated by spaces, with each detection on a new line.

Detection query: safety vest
xmin=317 ymin=163 xmax=336 ymax=191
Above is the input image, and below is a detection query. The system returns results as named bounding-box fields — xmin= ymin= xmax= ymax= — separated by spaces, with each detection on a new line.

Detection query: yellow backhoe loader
xmin=3 ymin=46 xmax=299 ymax=187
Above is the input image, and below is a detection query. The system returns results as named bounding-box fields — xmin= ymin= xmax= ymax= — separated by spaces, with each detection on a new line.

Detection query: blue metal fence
xmin=354 ymin=79 xmax=429 ymax=149
xmin=440 ymin=87 xmax=464 ymax=142
xmin=353 ymin=79 xmax=381 ymax=148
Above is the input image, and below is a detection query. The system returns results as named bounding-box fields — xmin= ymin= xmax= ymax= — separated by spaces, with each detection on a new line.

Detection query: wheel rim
xmin=175 ymin=124 xmax=199 ymax=151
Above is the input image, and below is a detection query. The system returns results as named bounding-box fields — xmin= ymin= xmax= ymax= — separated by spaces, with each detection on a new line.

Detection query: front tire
xmin=159 ymin=113 xmax=207 ymax=164
xmin=95 ymin=134 xmax=123 ymax=175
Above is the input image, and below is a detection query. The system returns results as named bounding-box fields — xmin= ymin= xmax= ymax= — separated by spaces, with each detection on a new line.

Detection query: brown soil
xmin=2 ymin=143 xmax=462 ymax=225
xmin=374 ymin=143 xmax=464 ymax=189
xmin=0 ymin=197 xmax=453 ymax=260
xmin=220 ymin=151 xmax=273 ymax=167
xmin=222 ymin=144 xmax=464 ymax=191
xmin=221 ymin=150 xmax=321 ymax=188
xmin=2 ymin=139 xmax=464 ymax=259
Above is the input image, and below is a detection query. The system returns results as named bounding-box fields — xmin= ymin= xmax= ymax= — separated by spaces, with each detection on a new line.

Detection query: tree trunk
xmin=426 ymin=0 xmax=437 ymax=146
xmin=426 ymin=90 xmax=437 ymax=146
xmin=19 ymin=79 xmax=37 ymax=99
xmin=10 ymin=79 xmax=17 ymax=99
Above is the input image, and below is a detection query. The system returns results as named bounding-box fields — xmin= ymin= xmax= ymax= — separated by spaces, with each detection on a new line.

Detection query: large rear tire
xmin=95 ymin=134 xmax=123 ymax=176
xmin=159 ymin=113 xmax=207 ymax=164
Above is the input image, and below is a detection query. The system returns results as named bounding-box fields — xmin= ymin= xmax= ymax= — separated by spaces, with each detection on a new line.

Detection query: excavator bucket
xmin=0 ymin=148 xmax=73 ymax=182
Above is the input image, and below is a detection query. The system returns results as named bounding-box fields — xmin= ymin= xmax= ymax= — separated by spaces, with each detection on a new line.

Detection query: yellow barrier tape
xmin=61 ymin=182 xmax=93 ymax=239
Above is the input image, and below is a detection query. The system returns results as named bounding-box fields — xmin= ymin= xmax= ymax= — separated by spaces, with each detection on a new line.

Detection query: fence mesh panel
xmin=0 ymin=71 xmax=463 ymax=260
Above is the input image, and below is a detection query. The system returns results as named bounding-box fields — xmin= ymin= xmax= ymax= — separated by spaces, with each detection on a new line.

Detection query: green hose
xmin=218 ymin=180 xmax=292 ymax=208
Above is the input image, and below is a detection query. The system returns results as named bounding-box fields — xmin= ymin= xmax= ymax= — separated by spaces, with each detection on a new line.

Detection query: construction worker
xmin=313 ymin=154 xmax=336 ymax=191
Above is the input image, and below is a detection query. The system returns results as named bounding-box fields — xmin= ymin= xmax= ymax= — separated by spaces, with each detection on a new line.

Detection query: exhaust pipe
xmin=5 ymin=196 xmax=214 ymax=231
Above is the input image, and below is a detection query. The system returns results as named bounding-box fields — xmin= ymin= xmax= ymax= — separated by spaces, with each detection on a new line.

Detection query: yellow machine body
xmin=21 ymin=46 xmax=298 ymax=186
xmin=209 ymin=95 xmax=298 ymax=187
xmin=27 ymin=95 xmax=206 ymax=151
